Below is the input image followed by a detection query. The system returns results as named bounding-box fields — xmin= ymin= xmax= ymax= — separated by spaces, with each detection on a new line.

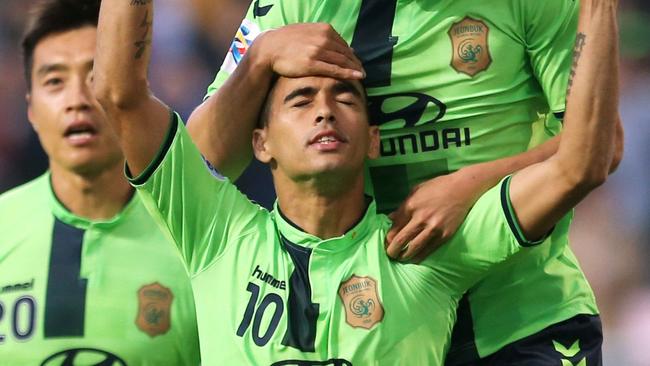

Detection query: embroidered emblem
xmin=338 ymin=275 xmax=384 ymax=329
xmin=135 ymin=282 xmax=173 ymax=337
xmin=448 ymin=17 xmax=492 ymax=77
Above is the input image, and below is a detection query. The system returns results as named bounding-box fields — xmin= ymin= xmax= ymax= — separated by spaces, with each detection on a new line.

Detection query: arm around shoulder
xmin=509 ymin=0 xmax=621 ymax=241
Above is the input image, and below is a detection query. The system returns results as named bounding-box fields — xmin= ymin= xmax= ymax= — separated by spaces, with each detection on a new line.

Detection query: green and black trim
xmin=127 ymin=110 xmax=178 ymax=186
xmin=500 ymin=176 xmax=551 ymax=247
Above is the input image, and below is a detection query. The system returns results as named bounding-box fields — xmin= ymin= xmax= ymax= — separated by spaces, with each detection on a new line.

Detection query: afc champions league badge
xmin=338 ymin=275 xmax=384 ymax=329
xmin=135 ymin=282 xmax=173 ymax=337
xmin=222 ymin=19 xmax=262 ymax=74
xmin=448 ymin=16 xmax=492 ymax=77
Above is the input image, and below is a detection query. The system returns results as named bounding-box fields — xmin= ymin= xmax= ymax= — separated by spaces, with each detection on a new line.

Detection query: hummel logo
xmin=252 ymin=265 xmax=286 ymax=290
xmin=553 ymin=339 xmax=586 ymax=366
xmin=253 ymin=0 xmax=273 ymax=18
xmin=0 ymin=279 xmax=34 ymax=294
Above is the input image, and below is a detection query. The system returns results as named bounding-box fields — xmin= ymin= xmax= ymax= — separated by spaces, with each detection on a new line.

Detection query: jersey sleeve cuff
xmin=126 ymin=110 xmax=179 ymax=186
xmin=500 ymin=175 xmax=552 ymax=247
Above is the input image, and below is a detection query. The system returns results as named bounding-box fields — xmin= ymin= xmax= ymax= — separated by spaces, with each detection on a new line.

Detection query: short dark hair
xmin=258 ymin=73 xmax=280 ymax=128
xmin=21 ymin=0 xmax=101 ymax=91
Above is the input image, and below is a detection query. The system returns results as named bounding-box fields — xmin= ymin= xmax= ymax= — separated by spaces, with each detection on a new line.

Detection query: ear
xmin=26 ymin=93 xmax=37 ymax=131
xmin=367 ymin=126 xmax=380 ymax=159
xmin=252 ymin=127 xmax=272 ymax=163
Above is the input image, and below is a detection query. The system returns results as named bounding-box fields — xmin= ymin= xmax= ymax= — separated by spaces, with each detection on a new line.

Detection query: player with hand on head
xmin=0 ymin=1 xmax=200 ymax=364
xmin=94 ymin=0 xmax=619 ymax=364
xmin=189 ymin=0 xmax=624 ymax=363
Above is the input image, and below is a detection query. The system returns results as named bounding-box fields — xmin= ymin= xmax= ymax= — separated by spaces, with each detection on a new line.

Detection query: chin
xmin=63 ymin=154 xmax=122 ymax=176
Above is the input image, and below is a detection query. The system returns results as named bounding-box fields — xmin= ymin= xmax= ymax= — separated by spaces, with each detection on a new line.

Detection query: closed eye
xmin=336 ymin=99 xmax=355 ymax=106
xmin=292 ymin=99 xmax=312 ymax=108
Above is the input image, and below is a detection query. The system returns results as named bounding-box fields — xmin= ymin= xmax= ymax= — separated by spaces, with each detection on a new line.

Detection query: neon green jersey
xmin=0 ymin=174 xmax=200 ymax=366
xmin=204 ymin=0 xmax=598 ymax=358
xmin=131 ymin=113 xmax=551 ymax=365
xmin=206 ymin=0 xmax=573 ymax=212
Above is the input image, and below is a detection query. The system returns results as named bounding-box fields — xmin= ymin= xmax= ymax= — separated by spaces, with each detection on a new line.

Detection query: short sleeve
xmin=204 ymin=0 xmax=320 ymax=99
xmin=420 ymin=176 xmax=547 ymax=295
xmin=524 ymin=0 xmax=580 ymax=115
xmin=128 ymin=112 xmax=268 ymax=275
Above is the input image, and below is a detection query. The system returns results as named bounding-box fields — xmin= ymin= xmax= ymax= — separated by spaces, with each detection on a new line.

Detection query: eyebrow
xmin=36 ymin=63 xmax=67 ymax=78
xmin=331 ymin=80 xmax=363 ymax=100
xmin=282 ymin=80 xmax=364 ymax=104
xmin=35 ymin=60 xmax=94 ymax=78
xmin=283 ymin=86 xmax=318 ymax=104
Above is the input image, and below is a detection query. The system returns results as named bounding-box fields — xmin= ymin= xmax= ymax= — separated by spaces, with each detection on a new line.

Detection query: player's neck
xmin=50 ymin=162 xmax=134 ymax=220
xmin=275 ymin=173 xmax=368 ymax=239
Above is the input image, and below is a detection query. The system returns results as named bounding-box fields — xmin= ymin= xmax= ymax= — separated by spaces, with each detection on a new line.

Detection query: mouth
xmin=64 ymin=121 xmax=98 ymax=145
xmin=308 ymin=130 xmax=347 ymax=152
xmin=309 ymin=130 xmax=347 ymax=145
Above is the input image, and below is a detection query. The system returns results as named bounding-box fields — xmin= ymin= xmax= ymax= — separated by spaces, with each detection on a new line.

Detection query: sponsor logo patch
xmin=448 ymin=17 xmax=492 ymax=77
xmin=222 ymin=19 xmax=262 ymax=74
xmin=338 ymin=275 xmax=383 ymax=329
xmin=135 ymin=282 xmax=173 ymax=337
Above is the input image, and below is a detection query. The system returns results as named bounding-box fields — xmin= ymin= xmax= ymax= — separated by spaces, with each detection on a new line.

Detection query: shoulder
xmin=0 ymin=175 xmax=48 ymax=214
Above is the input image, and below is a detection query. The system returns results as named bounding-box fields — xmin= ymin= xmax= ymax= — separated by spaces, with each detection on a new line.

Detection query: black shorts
xmin=446 ymin=314 xmax=603 ymax=366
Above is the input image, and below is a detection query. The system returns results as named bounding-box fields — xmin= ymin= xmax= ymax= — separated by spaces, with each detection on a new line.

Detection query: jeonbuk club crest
xmin=338 ymin=275 xmax=384 ymax=329
xmin=136 ymin=282 xmax=173 ymax=337
xmin=448 ymin=17 xmax=492 ymax=77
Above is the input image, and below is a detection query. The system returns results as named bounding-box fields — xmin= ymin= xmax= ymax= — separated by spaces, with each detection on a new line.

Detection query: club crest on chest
xmin=448 ymin=16 xmax=492 ymax=77
xmin=338 ymin=275 xmax=384 ymax=329
xmin=135 ymin=282 xmax=173 ymax=337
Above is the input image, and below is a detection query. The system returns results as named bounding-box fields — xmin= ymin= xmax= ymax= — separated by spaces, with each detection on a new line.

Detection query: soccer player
xmin=0 ymin=0 xmax=200 ymax=364
xmin=188 ymin=0 xmax=624 ymax=363
xmin=94 ymin=0 xmax=619 ymax=364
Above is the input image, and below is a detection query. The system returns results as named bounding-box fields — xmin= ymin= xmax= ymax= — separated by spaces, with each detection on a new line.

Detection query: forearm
xmin=509 ymin=0 xmax=620 ymax=239
xmin=610 ymin=114 xmax=624 ymax=172
xmin=188 ymin=49 xmax=273 ymax=179
xmin=453 ymin=135 xmax=559 ymax=201
xmin=558 ymin=0 xmax=619 ymax=185
xmin=95 ymin=0 xmax=170 ymax=175
xmin=95 ymin=0 xmax=153 ymax=113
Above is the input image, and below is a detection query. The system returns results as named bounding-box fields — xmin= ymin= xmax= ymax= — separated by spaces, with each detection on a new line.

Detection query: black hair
xmin=21 ymin=0 xmax=101 ymax=91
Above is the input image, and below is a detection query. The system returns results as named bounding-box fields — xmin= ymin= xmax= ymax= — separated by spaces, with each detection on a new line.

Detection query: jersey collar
xmin=46 ymin=172 xmax=139 ymax=230
xmin=272 ymin=196 xmax=377 ymax=253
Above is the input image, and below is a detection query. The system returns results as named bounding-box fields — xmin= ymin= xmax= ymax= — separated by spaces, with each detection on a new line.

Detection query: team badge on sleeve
xmin=338 ymin=275 xmax=384 ymax=329
xmin=448 ymin=17 xmax=492 ymax=77
xmin=221 ymin=19 xmax=263 ymax=74
xmin=135 ymin=282 xmax=173 ymax=337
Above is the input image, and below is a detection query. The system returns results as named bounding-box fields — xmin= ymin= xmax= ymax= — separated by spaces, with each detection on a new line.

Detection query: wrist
xmin=454 ymin=164 xmax=502 ymax=195
xmin=245 ymin=31 xmax=275 ymax=80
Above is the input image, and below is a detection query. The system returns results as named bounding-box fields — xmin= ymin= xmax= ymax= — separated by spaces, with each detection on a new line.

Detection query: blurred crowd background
xmin=1 ymin=0 xmax=648 ymax=364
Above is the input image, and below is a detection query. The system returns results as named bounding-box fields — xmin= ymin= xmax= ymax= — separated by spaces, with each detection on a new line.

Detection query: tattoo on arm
xmin=130 ymin=0 xmax=152 ymax=5
xmin=134 ymin=10 xmax=152 ymax=59
xmin=567 ymin=32 xmax=587 ymax=96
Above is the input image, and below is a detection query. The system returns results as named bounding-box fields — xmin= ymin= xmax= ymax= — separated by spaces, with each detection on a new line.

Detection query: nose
xmin=314 ymin=99 xmax=336 ymax=125
xmin=65 ymin=75 xmax=93 ymax=113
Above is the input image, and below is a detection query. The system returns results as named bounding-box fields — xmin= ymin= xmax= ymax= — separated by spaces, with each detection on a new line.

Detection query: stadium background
xmin=0 ymin=0 xmax=648 ymax=363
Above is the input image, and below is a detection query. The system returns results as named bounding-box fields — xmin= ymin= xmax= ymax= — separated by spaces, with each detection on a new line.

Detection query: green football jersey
xmin=205 ymin=0 xmax=598 ymax=357
xmin=0 ymin=174 xmax=200 ymax=365
xmin=130 ymin=113 xmax=551 ymax=365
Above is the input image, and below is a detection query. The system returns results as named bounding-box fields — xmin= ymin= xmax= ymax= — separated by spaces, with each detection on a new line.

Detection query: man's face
xmin=254 ymin=76 xmax=379 ymax=181
xmin=27 ymin=26 xmax=123 ymax=176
